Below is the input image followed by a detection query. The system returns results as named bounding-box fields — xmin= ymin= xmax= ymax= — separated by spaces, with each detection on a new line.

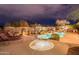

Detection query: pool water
xmin=37 ymin=32 xmax=65 ymax=39
xmin=35 ymin=41 xmax=52 ymax=48
xmin=37 ymin=33 xmax=52 ymax=39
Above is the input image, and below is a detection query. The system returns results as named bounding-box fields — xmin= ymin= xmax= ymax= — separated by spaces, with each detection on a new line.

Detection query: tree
xmin=19 ymin=20 xmax=29 ymax=27
xmin=67 ymin=9 xmax=79 ymax=22
xmin=4 ymin=22 xmax=12 ymax=27
xmin=74 ymin=22 xmax=79 ymax=31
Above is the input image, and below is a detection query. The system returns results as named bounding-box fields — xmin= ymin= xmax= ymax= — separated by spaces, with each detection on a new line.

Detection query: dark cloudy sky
xmin=0 ymin=4 xmax=79 ymax=26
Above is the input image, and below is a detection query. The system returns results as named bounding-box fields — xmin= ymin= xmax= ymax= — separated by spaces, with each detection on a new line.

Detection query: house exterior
xmin=56 ymin=18 xmax=70 ymax=32
xmin=56 ymin=18 xmax=70 ymax=26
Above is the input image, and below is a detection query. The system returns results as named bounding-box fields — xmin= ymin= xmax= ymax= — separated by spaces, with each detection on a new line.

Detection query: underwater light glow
xmin=35 ymin=41 xmax=51 ymax=47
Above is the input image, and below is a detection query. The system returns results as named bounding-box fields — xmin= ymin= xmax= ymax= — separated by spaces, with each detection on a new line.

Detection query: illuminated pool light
xmin=29 ymin=40 xmax=55 ymax=51
xmin=35 ymin=41 xmax=52 ymax=47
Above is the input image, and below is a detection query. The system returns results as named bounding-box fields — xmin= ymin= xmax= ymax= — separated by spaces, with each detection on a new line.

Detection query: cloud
xmin=0 ymin=4 xmax=78 ymax=20
xmin=0 ymin=4 xmax=78 ymax=25
xmin=0 ymin=4 xmax=64 ymax=17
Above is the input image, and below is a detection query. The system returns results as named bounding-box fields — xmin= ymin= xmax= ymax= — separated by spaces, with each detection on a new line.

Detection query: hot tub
xmin=29 ymin=40 xmax=55 ymax=51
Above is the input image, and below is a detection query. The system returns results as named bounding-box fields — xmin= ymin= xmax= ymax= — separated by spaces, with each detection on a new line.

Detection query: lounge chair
xmin=67 ymin=47 xmax=79 ymax=55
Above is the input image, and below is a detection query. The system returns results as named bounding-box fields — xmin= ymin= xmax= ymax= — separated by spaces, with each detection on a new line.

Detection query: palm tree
xmin=67 ymin=9 xmax=79 ymax=22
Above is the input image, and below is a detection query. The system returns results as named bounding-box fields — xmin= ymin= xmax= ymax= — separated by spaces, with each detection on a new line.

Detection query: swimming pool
xmin=37 ymin=32 xmax=65 ymax=39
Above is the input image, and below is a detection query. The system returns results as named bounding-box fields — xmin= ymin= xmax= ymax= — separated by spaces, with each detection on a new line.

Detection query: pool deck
xmin=60 ymin=32 xmax=79 ymax=45
xmin=0 ymin=32 xmax=79 ymax=55
xmin=0 ymin=36 xmax=69 ymax=55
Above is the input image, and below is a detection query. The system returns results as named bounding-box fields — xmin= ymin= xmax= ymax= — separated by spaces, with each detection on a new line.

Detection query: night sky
xmin=0 ymin=4 xmax=79 ymax=26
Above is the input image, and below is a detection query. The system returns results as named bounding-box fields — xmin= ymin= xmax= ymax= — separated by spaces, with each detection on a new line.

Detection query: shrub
xmin=51 ymin=34 xmax=60 ymax=41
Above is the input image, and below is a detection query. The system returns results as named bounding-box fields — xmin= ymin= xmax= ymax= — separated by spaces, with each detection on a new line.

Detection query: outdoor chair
xmin=67 ymin=47 xmax=79 ymax=55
